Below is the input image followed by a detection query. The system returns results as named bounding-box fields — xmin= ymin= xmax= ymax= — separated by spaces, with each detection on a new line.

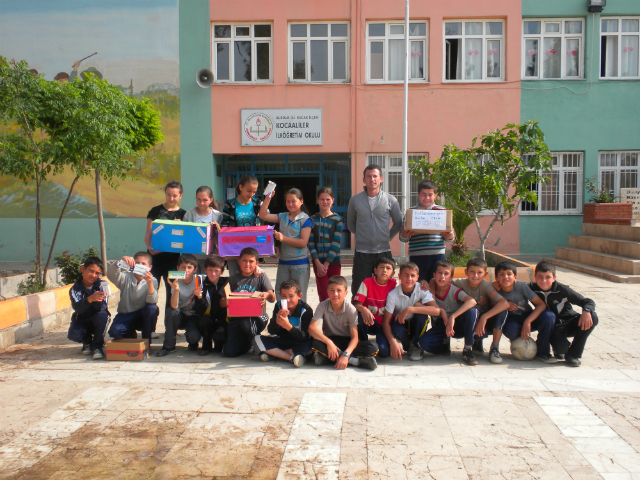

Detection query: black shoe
xmin=462 ymin=349 xmax=478 ymax=366
xmin=81 ymin=344 xmax=92 ymax=355
xmin=92 ymin=348 xmax=104 ymax=360
xmin=472 ymin=339 xmax=484 ymax=355
xmin=555 ymin=353 xmax=566 ymax=361
xmin=441 ymin=338 xmax=452 ymax=356
xmin=565 ymin=354 xmax=581 ymax=367
xmin=198 ymin=349 xmax=212 ymax=356
xmin=155 ymin=348 xmax=176 ymax=357
xmin=535 ymin=355 xmax=558 ymax=364
xmin=188 ymin=343 xmax=198 ymax=351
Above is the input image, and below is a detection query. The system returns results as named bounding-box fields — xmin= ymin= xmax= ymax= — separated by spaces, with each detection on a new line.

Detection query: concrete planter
xmin=583 ymin=203 xmax=633 ymax=226
xmin=0 ymin=268 xmax=63 ymax=299
xmin=448 ymin=250 xmax=534 ymax=283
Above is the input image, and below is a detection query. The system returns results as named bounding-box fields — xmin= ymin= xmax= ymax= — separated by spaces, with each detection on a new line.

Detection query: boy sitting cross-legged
xmin=252 ymin=279 xmax=314 ymax=367
xmin=222 ymin=247 xmax=276 ymax=358
xmin=193 ymin=255 xmax=229 ymax=356
xmin=419 ymin=260 xmax=479 ymax=365
xmin=353 ymin=256 xmax=397 ymax=358
xmin=492 ymin=261 xmax=556 ymax=363
xmin=383 ymin=262 xmax=441 ymax=361
xmin=308 ymin=276 xmax=379 ymax=370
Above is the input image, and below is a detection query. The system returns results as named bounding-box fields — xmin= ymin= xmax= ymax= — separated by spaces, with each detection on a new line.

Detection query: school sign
xmin=241 ymin=108 xmax=323 ymax=147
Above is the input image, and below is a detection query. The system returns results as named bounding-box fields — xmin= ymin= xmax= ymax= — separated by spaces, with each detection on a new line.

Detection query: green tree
xmin=410 ymin=121 xmax=553 ymax=259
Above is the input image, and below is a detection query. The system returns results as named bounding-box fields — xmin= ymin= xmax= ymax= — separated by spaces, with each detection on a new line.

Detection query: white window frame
xmin=599 ymin=151 xmax=639 ymax=198
xmin=367 ymin=154 xmax=425 ymax=207
xmin=288 ymin=22 xmax=350 ymax=83
xmin=212 ymin=23 xmax=273 ymax=84
xmin=365 ymin=21 xmax=429 ymax=84
xmin=600 ymin=17 xmax=640 ymax=79
xmin=521 ymin=18 xmax=585 ymax=80
xmin=443 ymin=19 xmax=505 ymax=83
xmin=520 ymin=152 xmax=584 ymax=215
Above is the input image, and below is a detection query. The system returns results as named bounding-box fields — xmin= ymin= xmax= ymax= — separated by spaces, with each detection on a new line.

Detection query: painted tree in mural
xmin=409 ymin=121 xmax=553 ymax=259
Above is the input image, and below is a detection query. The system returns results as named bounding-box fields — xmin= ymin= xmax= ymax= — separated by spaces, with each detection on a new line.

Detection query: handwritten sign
xmin=621 ymin=188 xmax=640 ymax=219
xmin=409 ymin=209 xmax=449 ymax=231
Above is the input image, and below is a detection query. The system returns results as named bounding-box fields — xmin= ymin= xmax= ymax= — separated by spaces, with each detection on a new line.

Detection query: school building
xmin=180 ymin=0 xmax=639 ymax=257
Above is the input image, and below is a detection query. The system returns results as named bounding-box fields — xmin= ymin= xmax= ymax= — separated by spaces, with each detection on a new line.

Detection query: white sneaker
xmin=292 ymin=355 xmax=306 ymax=367
xmin=151 ymin=332 xmax=160 ymax=339
xmin=409 ymin=345 xmax=424 ymax=361
xmin=260 ymin=353 xmax=271 ymax=362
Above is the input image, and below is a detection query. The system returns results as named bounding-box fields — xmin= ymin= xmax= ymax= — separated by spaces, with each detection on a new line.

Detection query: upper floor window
xmin=444 ymin=20 xmax=504 ymax=82
xmin=366 ymin=21 xmax=428 ymax=83
xmin=599 ymin=151 xmax=639 ymax=197
xmin=213 ymin=24 xmax=272 ymax=83
xmin=522 ymin=19 xmax=584 ymax=79
xmin=601 ymin=17 xmax=639 ymax=78
xmin=289 ymin=23 xmax=349 ymax=83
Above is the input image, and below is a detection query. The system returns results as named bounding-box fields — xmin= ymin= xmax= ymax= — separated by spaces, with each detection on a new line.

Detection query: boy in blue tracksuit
xmin=67 ymin=256 xmax=110 ymax=360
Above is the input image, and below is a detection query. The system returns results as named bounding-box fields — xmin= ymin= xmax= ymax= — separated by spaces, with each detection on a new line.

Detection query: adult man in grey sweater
xmin=347 ymin=164 xmax=403 ymax=298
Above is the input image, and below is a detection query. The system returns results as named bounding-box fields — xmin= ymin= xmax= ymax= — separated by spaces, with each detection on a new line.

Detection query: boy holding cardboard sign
xmin=400 ymin=180 xmax=455 ymax=284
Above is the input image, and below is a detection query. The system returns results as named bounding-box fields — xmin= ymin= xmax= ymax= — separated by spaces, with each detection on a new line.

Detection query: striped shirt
xmin=399 ymin=204 xmax=447 ymax=256
xmin=308 ymin=212 xmax=342 ymax=266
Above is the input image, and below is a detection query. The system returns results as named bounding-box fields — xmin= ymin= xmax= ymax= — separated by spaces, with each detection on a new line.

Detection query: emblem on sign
xmin=244 ymin=112 xmax=273 ymax=142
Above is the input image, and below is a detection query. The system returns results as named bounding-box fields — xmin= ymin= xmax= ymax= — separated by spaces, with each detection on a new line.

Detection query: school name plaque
xmin=241 ymin=108 xmax=323 ymax=146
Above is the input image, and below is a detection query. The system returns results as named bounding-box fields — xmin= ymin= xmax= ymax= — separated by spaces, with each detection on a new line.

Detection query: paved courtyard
xmin=0 ymin=265 xmax=639 ymax=479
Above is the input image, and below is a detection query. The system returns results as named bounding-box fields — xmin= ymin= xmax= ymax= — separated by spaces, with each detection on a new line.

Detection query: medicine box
xmin=151 ymin=220 xmax=213 ymax=255
xmin=217 ymin=225 xmax=275 ymax=258
xmin=404 ymin=209 xmax=453 ymax=234
xmin=105 ymin=339 xmax=149 ymax=362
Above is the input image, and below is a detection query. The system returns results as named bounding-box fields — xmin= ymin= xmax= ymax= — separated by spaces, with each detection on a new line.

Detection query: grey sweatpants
xmin=275 ymin=262 xmax=311 ymax=303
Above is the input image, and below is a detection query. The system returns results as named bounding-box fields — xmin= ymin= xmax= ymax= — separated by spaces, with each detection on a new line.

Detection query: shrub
xmin=17 ymin=270 xmax=47 ymax=296
xmin=585 ymin=175 xmax=616 ymax=204
xmin=54 ymin=246 xmax=100 ymax=285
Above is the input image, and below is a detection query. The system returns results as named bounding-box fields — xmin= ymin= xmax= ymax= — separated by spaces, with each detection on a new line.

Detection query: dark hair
xmin=399 ymin=262 xmax=419 ymax=275
xmin=83 ymin=256 xmax=103 ymax=272
xmin=417 ymin=179 xmax=437 ymax=194
xmin=285 ymin=188 xmax=310 ymax=215
xmin=535 ymin=260 xmax=556 ymax=276
xmin=495 ymin=261 xmax=518 ymax=276
xmin=165 ymin=180 xmax=183 ymax=194
xmin=177 ymin=254 xmax=198 ymax=269
xmin=466 ymin=257 xmax=488 ymax=269
xmin=133 ymin=251 xmax=153 ymax=266
xmin=363 ymin=164 xmax=382 ymax=177
xmin=280 ymin=279 xmax=301 ymax=294
xmin=204 ymin=254 xmax=225 ymax=271
xmin=236 ymin=175 xmax=258 ymax=196
xmin=375 ymin=256 xmax=396 ymax=270
xmin=317 ymin=186 xmax=334 ymax=199
xmin=196 ymin=186 xmax=215 ymax=208
xmin=239 ymin=247 xmax=259 ymax=261
xmin=435 ymin=260 xmax=455 ymax=276
xmin=327 ymin=275 xmax=348 ymax=289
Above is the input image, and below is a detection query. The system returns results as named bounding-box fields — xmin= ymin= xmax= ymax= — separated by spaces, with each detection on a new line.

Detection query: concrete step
xmin=556 ymin=247 xmax=640 ymax=275
xmin=544 ymin=257 xmax=640 ymax=284
xmin=582 ymin=223 xmax=640 ymax=242
xmin=568 ymin=235 xmax=640 ymax=260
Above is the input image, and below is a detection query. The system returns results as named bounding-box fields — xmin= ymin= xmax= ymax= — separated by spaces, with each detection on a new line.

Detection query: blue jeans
xmin=358 ymin=316 xmax=390 ymax=358
xmin=68 ymin=311 xmax=110 ymax=351
xmin=503 ymin=310 xmax=556 ymax=358
xmin=108 ymin=304 xmax=159 ymax=344
xmin=376 ymin=314 xmax=430 ymax=357
xmin=419 ymin=308 xmax=478 ymax=354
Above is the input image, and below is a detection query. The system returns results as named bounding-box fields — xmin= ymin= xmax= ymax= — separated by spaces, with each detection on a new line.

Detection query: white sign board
xmin=241 ymin=108 xmax=322 ymax=146
xmin=410 ymin=209 xmax=448 ymax=230
xmin=621 ymin=188 xmax=640 ymax=219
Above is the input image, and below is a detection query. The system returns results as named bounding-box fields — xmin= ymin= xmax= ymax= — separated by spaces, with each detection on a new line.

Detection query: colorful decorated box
xmin=217 ymin=225 xmax=275 ymax=258
xmin=151 ymin=220 xmax=213 ymax=255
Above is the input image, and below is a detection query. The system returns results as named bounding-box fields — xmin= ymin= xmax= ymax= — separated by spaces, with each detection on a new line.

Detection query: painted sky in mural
xmin=0 ymin=0 xmax=180 ymax=218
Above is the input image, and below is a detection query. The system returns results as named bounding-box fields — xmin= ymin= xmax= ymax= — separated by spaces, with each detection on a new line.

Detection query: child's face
xmin=434 ymin=266 xmax=453 ymax=287
xmin=280 ymin=287 xmax=302 ymax=311
xmin=286 ymin=194 xmax=302 ymax=213
xmin=165 ymin=187 xmax=182 ymax=207
xmin=418 ymin=188 xmax=436 ymax=208
xmin=399 ymin=268 xmax=419 ymax=290
xmin=196 ymin=191 xmax=212 ymax=210
xmin=317 ymin=193 xmax=334 ymax=211
xmin=134 ymin=256 xmax=151 ymax=269
xmin=205 ymin=266 xmax=223 ymax=284
xmin=239 ymin=254 xmax=257 ymax=276
xmin=535 ymin=270 xmax=556 ymax=291
xmin=80 ymin=263 xmax=103 ymax=287
xmin=496 ymin=269 xmax=517 ymax=290
xmin=178 ymin=262 xmax=196 ymax=281
xmin=238 ymin=182 xmax=258 ymax=202
xmin=327 ymin=283 xmax=347 ymax=305
xmin=465 ymin=266 xmax=487 ymax=287
xmin=374 ymin=263 xmax=394 ymax=284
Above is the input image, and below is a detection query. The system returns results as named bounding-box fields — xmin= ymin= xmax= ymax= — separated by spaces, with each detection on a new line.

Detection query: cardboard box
xmin=106 ymin=338 xmax=149 ymax=361
xmin=151 ymin=220 xmax=213 ymax=255
xmin=224 ymin=284 xmax=266 ymax=317
xmin=218 ymin=226 xmax=275 ymax=258
xmin=405 ymin=208 xmax=453 ymax=234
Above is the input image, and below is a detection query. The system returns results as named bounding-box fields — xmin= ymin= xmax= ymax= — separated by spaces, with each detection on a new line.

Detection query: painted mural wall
xmin=0 ymin=0 xmax=180 ymax=220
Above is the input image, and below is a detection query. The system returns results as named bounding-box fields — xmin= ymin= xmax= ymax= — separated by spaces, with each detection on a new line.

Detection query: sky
xmin=0 ymin=0 xmax=179 ymax=89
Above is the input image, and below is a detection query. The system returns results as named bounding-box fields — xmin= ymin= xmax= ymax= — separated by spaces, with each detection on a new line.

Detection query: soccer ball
xmin=510 ymin=337 xmax=537 ymax=361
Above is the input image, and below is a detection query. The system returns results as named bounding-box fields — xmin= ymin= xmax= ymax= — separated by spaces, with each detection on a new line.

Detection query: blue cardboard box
xmin=151 ymin=220 xmax=213 ymax=255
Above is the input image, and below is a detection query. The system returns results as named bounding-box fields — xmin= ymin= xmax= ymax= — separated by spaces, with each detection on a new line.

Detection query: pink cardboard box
xmin=218 ymin=226 xmax=275 ymax=257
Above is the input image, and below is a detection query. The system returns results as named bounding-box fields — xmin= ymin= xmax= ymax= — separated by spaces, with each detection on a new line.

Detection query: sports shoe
xmin=260 ymin=353 xmax=271 ymax=362
xmin=358 ymin=356 xmax=378 ymax=370
xmin=489 ymin=345 xmax=503 ymax=364
xmin=555 ymin=353 xmax=565 ymax=361
xmin=535 ymin=354 xmax=558 ymax=364
xmin=81 ymin=344 xmax=92 ymax=355
xmin=292 ymin=355 xmax=306 ymax=368
xmin=409 ymin=345 xmax=424 ymax=361
xmin=462 ymin=349 xmax=478 ymax=366
xmin=472 ymin=339 xmax=484 ymax=355
xmin=198 ymin=349 xmax=212 ymax=357
xmin=565 ymin=354 xmax=581 ymax=367
xmin=188 ymin=343 xmax=198 ymax=351
xmin=314 ymin=352 xmax=330 ymax=366
xmin=92 ymin=348 xmax=104 ymax=360
xmin=155 ymin=348 xmax=176 ymax=357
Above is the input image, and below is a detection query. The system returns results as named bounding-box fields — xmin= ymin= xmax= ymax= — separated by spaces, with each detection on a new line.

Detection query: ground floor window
xmin=367 ymin=154 xmax=425 ymax=208
xmin=599 ymin=151 xmax=639 ymax=198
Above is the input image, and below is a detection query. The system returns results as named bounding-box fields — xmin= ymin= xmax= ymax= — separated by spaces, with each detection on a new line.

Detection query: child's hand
xmin=521 ymin=320 xmax=532 ymax=340
xmin=401 ymin=225 xmax=416 ymax=237
xmin=259 ymin=292 xmax=268 ymax=306
xmin=276 ymin=310 xmax=291 ymax=329
xmin=121 ymin=256 xmax=135 ymax=268
xmin=335 ymin=355 xmax=349 ymax=370
xmin=507 ymin=302 xmax=519 ymax=312
xmin=475 ymin=316 xmax=487 ymax=336
xmin=88 ymin=291 xmax=106 ymax=303
xmin=326 ymin=342 xmax=339 ymax=361
xmin=446 ymin=314 xmax=456 ymax=337
xmin=442 ymin=231 xmax=455 ymax=240
xmin=314 ymin=259 xmax=327 ymax=277
xmin=361 ymin=308 xmax=375 ymax=326
xmin=274 ymin=231 xmax=284 ymax=242
xmin=578 ymin=311 xmax=593 ymax=331
xmin=168 ymin=279 xmax=179 ymax=291
xmin=396 ymin=308 xmax=411 ymax=324
xmin=210 ymin=221 xmax=219 ymax=229
xmin=254 ymin=265 xmax=264 ymax=277
xmin=491 ymin=281 xmax=500 ymax=291
xmin=419 ymin=280 xmax=429 ymax=291
xmin=194 ymin=287 xmax=203 ymax=299
xmin=391 ymin=339 xmax=403 ymax=360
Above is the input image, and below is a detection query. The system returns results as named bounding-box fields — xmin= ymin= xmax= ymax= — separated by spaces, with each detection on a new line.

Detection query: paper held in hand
xmin=404 ymin=209 xmax=453 ymax=234
xmin=167 ymin=271 xmax=187 ymax=280
xmin=264 ymin=181 xmax=276 ymax=198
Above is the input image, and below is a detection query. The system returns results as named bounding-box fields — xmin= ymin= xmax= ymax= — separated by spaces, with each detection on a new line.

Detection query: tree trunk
xmin=42 ymin=175 xmax=80 ymax=286
xmin=94 ymin=168 xmax=107 ymax=267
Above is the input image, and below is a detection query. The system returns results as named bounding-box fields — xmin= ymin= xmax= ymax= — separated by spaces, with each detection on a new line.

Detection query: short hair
xmin=466 ymin=257 xmax=488 ymax=269
xmin=363 ymin=164 xmax=382 ymax=177
xmin=280 ymin=279 xmax=301 ymax=294
xmin=327 ymin=275 xmax=348 ymax=289
xmin=495 ymin=261 xmax=518 ymax=276
xmin=83 ymin=256 xmax=103 ymax=272
xmin=375 ymin=256 xmax=396 ymax=270
xmin=177 ymin=254 xmax=198 ymax=269
xmin=435 ymin=260 xmax=455 ymax=276
xmin=133 ymin=251 xmax=153 ymax=265
xmin=417 ymin=179 xmax=437 ymax=194
xmin=535 ymin=260 xmax=556 ymax=276
xmin=239 ymin=247 xmax=259 ymax=261
xmin=165 ymin=180 xmax=183 ymax=194
xmin=204 ymin=254 xmax=225 ymax=271
xmin=399 ymin=262 xmax=419 ymax=275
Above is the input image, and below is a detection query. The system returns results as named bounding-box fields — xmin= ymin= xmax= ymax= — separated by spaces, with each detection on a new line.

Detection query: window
xmin=288 ymin=23 xmax=349 ymax=83
xmin=599 ymin=151 xmax=639 ymax=198
xmin=522 ymin=19 xmax=584 ymax=79
xmin=366 ymin=21 xmax=428 ymax=83
xmin=601 ymin=17 xmax=640 ymax=78
xmin=367 ymin=154 xmax=425 ymax=207
xmin=444 ymin=20 xmax=505 ymax=81
xmin=213 ymin=24 xmax=272 ymax=83
xmin=521 ymin=152 xmax=583 ymax=214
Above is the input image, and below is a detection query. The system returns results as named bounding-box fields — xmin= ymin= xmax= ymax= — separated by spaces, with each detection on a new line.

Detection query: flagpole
xmin=401 ymin=0 xmax=410 ymax=260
